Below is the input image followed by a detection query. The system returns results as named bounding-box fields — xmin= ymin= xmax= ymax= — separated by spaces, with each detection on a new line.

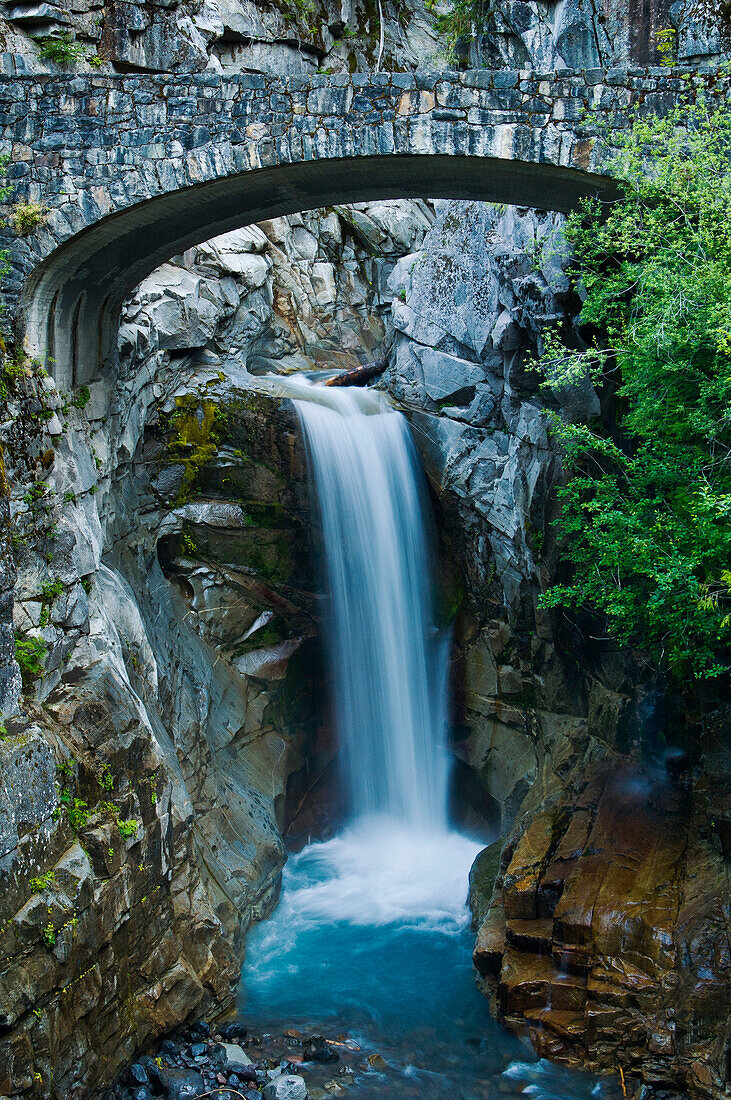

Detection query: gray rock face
xmin=469 ymin=0 xmax=728 ymax=69
xmin=0 ymin=0 xmax=441 ymax=75
xmin=116 ymin=201 xmax=433 ymax=382
xmin=2 ymin=0 xmax=726 ymax=79
xmin=383 ymin=199 xmax=578 ymax=648
xmin=0 ymin=197 xmax=431 ymax=1098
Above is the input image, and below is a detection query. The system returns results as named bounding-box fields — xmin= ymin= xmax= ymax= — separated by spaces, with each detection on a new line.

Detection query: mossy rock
xmin=164 ymin=396 xmax=229 ymax=504
xmin=467 ymin=839 xmax=503 ymax=929
xmin=185 ymin=526 xmax=293 ymax=586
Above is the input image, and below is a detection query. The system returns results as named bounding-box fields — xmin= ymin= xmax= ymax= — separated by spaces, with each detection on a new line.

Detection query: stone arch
xmin=3 ymin=66 xmax=707 ymax=391
xmin=20 ymin=153 xmax=617 ymax=390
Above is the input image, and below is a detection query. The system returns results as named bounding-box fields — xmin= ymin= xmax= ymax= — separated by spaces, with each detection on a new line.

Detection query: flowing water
xmin=240 ymin=377 xmax=615 ymax=1100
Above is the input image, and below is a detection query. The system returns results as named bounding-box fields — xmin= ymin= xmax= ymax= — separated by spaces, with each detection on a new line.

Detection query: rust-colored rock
xmin=473 ymin=905 xmax=506 ymax=978
xmin=470 ymin=747 xmax=731 ymax=1099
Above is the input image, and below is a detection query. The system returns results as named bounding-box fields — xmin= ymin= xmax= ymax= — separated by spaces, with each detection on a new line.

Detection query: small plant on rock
xmin=436 ymin=0 xmax=495 ymax=62
xmin=38 ymin=578 xmax=64 ymax=627
xmin=71 ymin=385 xmax=91 ymax=409
xmin=29 ymin=871 xmax=56 ymax=893
xmin=37 ymin=33 xmax=86 ymax=66
xmin=15 ymin=635 xmax=47 ymax=693
xmin=117 ymin=819 xmax=138 ymax=840
xmin=59 ymin=791 xmax=90 ymax=832
xmin=23 ymin=481 xmax=47 ymax=506
xmin=98 ymin=763 xmax=114 ymax=791
xmin=10 ymin=202 xmax=48 ymax=237
xmin=41 ymin=923 xmax=56 ymax=948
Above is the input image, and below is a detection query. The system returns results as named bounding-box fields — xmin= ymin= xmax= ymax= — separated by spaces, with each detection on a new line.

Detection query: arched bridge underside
xmin=1 ymin=65 xmax=725 ymax=389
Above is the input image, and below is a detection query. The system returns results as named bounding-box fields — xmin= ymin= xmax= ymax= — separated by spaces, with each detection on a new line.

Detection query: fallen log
xmin=323 ymin=357 xmax=387 ymax=387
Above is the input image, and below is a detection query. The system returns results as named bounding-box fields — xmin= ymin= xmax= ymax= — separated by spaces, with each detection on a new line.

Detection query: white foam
xmin=271 ymin=819 xmax=481 ymax=932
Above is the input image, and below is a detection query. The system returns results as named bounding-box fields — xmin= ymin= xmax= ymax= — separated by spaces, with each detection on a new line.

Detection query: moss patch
xmin=165 ymin=396 xmax=228 ymax=504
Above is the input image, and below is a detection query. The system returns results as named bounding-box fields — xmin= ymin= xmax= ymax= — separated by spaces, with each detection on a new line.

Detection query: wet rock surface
xmin=469 ymin=743 xmax=731 ymax=1099
xmin=104 ymin=1022 xmax=366 ymax=1100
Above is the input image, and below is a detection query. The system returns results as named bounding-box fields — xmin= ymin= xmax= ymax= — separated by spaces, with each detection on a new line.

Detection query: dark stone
xmin=221 ymin=1023 xmax=247 ymax=1041
xmin=232 ymin=1067 xmax=259 ymax=1084
xmin=190 ymin=1043 xmax=207 ymax=1058
xmin=161 ymin=1068 xmax=207 ymax=1099
xmin=144 ymin=1059 xmax=167 ymax=1090
xmin=303 ymin=1036 xmax=339 ymax=1064
xmin=128 ymin=1064 xmax=149 ymax=1086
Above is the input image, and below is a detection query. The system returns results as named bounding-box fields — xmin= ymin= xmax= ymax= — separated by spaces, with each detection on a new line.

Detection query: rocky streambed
xmin=105 ymin=1015 xmax=619 ymax=1100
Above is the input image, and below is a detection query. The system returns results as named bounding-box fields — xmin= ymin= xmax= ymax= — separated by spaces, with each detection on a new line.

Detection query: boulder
xmin=262 ymin=1075 xmax=308 ymax=1100
xmin=414 ymin=347 xmax=483 ymax=405
xmin=160 ymin=1068 xmax=207 ymax=1099
xmin=216 ymin=1041 xmax=253 ymax=1070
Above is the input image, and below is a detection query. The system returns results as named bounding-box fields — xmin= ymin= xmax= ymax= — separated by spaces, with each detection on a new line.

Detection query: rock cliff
xmin=0 ymin=201 xmax=435 ymax=1097
xmin=0 ymin=0 xmax=726 ymax=76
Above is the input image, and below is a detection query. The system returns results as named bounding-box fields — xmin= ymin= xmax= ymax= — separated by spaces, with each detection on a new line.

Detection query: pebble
xmin=302 ymin=1038 xmax=338 ymax=1065
xmin=104 ymin=1018 xmax=396 ymax=1100
xmin=222 ymin=1022 xmax=248 ymax=1041
xmin=161 ymin=1067 xmax=206 ymax=1099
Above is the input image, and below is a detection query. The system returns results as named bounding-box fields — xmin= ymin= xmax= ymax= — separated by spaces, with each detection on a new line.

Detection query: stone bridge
xmin=0 ymin=65 xmax=724 ymax=390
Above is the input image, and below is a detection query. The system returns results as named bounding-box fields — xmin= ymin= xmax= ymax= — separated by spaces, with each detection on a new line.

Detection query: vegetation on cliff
xmin=538 ymin=99 xmax=731 ymax=679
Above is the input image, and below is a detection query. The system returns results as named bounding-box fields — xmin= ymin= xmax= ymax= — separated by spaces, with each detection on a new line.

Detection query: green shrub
xmin=23 ymin=481 xmax=46 ymax=505
xmin=98 ymin=764 xmax=114 ymax=791
xmin=436 ymin=0 xmax=495 ymax=61
xmin=117 ymin=819 xmax=138 ymax=839
xmin=15 ymin=635 xmax=47 ymax=693
xmin=534 ymin=99 xmax=731 ymax=680
xmin=10 ymin=202 xmax=47 ymax=236
xmin=41 ymin=579 xmax=63 ymax=602
xmin=38 ymin=579 xmax=64 ymax=628
xmin=71 ymin=385 xmax=91 ymax=409
xmin=60 ymin=793 xmax=90 ymax=832
xmin=37 ymin=33 xmax=86 ymax=66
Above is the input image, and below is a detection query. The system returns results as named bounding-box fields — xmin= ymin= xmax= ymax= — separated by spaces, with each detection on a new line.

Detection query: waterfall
xmin=287 ymin=376 xmax=450 ymax=831
xmin=241 ymin=375 xmax=488 ymax=1070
